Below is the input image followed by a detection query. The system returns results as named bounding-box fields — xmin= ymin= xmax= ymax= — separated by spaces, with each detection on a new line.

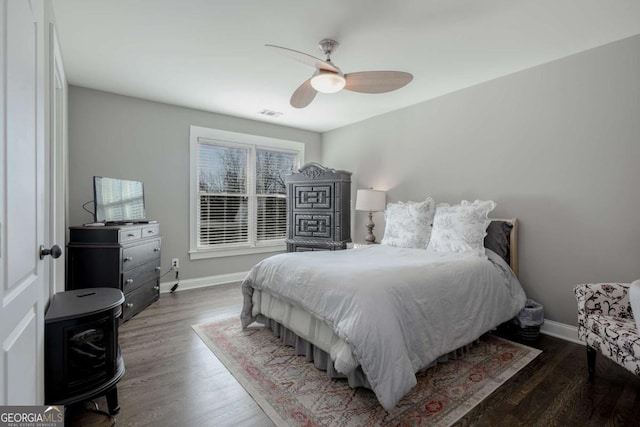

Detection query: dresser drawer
xmin=123 ymin=259 xmax=160 ymax=293
xmin=119 ymin=228 xmax=142 ymax=242
xmin=123 ymin=282 xmax=159 ymax=321
xmin=122 ymin=238 xmax=161 ymax=271
xmin=141 ymin=224 xmax=160 ymax=238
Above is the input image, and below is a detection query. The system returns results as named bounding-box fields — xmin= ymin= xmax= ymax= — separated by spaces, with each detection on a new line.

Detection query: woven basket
xmin=516 ymin=325 xmax=541 ymax=342
xmin=498 ymin=321 xmax=541 ymax=343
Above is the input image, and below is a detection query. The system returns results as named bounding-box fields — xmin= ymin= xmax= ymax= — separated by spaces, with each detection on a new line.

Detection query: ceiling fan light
xmin=310 ymin=72 xmax=346 ymax=94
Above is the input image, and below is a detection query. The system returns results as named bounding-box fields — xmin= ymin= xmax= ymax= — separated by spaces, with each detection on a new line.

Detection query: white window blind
xmin=197 ymin=143 xmax=249 ymax=247
xmin=195 ymin=137 xmax=298 ymax=251
xmin=256 ymin=149 xmax=296 ymax=242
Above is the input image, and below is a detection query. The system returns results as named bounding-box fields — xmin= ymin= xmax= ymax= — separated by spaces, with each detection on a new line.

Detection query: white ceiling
xmin=53 ymin=0 xmax=640 ymax=133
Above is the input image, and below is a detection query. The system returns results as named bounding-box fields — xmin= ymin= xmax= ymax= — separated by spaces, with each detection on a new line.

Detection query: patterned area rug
xmin=193 ymin=317 xmax=541 ymax=427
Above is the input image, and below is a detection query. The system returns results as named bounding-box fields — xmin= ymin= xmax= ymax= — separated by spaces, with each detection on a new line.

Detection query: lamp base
xmin=365 ymin=211 xmax=376 ymax=244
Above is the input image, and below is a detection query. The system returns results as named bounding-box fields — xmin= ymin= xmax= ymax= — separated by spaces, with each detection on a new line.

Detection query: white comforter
xmin=240 ymin=245 xmax=526 ymax=410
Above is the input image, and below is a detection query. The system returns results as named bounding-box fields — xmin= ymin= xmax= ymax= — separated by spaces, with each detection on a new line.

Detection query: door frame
xmin=49 ymin=23 xmax=67 ymax=295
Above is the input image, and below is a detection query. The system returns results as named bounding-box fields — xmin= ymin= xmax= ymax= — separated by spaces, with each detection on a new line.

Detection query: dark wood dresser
xmin=66 ymin=223 xmax=161 ymax=321
xmin=285 ymin=163 xmax=352 ymax=252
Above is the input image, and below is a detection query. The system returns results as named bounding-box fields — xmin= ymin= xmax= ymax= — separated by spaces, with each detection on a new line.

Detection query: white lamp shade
xmin=355 ymin=189 xmax=386 ymax=212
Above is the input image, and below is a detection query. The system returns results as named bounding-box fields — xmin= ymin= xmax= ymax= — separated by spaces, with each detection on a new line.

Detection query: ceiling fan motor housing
xmin=318 ymin=38 xmax=339 ymax=59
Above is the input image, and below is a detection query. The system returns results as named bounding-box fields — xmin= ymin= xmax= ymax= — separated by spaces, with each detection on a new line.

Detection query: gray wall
xmin=322 ymin=34 xmax=640 ymax=326
xmin=68 ymin=87 xmax=322 ymax=280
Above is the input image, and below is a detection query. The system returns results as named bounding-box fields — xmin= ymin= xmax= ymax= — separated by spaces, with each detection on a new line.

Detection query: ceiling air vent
xmin=258 ymin=109 xmax=283 ymax=117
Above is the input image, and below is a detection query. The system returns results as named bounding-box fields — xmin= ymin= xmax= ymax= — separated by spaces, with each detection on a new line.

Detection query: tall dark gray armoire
xmin=285 ymin=163 xmax=352 ymax=252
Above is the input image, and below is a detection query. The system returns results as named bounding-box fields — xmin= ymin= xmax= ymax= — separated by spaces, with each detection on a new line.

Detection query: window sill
xmin=189 ymin=244 xmax=286 ymax=260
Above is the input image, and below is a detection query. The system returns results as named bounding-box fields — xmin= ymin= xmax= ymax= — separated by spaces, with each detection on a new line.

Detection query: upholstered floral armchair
xmin=574 ymin=283 xmax=640 ymax=379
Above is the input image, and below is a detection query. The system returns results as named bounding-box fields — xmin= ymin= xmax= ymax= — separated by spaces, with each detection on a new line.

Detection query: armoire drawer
xmin=292 ymin=213 xmax=334 ymax=239
xmin=293 ymin=185 xmax=334 ymax=210
xmin=287 ymin=242 xmax=346 ymax=252
xmin=293 ymin=246 xmax=331 ymax=252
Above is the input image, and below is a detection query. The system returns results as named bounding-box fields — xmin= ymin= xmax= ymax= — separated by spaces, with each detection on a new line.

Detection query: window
xmin=189 ymin=126 xmax=304 ymax=259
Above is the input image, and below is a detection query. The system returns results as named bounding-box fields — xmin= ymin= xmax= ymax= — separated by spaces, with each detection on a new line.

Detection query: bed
xmin=240 ymin=218 xmax=526 ymax=411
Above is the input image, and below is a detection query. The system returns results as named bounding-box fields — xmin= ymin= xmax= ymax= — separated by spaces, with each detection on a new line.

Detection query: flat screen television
xmin=93 ymin=176 xmax=146 ymax=223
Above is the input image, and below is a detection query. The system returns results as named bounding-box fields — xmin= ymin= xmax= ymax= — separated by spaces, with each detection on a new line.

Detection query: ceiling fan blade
xmin=290 ymin=79 xmax=317 ymax=108
xmin=344 ymin=71 xmax=413 ymax=94
xmin=266 ymin=44 xmax=339 ymax=72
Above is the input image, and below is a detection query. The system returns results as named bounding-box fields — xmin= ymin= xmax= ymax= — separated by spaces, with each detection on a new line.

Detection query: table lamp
xmin=355 ymin=189 xmax=386 ymax=244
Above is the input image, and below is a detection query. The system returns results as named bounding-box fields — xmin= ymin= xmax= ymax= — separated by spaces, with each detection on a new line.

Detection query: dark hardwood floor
xmin=66 ymin=284 xmax=640 ymax=426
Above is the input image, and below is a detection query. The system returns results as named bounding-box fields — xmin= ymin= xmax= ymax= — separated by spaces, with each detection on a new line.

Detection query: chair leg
xmin=586 ymin=345 xmax=596 ymax=381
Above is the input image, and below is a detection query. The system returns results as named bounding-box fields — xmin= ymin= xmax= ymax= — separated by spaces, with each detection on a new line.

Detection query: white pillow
xmin=380 ymin=198 xmax=435 ymax=248
xmin=427 ymin=200 xmax=496 ymax=257
xmin=629 ymin=280 xmax=640 ymax=331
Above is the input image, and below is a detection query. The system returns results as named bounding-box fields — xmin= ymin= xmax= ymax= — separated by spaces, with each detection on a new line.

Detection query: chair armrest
xmin=574 ymin=283 xmax=633 ymax=326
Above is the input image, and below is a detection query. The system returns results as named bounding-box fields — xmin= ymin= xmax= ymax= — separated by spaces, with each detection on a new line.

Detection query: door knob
xmin=40 ymin=244 xmax=62 ymax=260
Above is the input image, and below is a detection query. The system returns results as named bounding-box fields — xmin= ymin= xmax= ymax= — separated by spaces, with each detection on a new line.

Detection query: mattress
xmin=252 ymin=289 xmax=358 ymax=374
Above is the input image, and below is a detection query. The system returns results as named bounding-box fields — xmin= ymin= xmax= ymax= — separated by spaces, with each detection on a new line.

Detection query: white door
xmin=0 ymin=0 xmax=52 ymax=405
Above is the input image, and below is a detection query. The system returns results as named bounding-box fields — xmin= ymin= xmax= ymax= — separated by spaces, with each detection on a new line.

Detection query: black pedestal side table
xmin=45 ymin=287 xmax=125 ymax=415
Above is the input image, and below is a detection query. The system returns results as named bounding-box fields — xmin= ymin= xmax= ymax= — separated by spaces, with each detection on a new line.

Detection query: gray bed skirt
xmin=259 ymin=316 xmax=479 ymax=390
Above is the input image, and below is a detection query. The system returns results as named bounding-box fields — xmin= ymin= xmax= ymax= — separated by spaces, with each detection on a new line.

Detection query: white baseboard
xmin=539 ymin=319 xmax=582 ymax=345
xmin=160 ymin=271 xmax=248 ymax=294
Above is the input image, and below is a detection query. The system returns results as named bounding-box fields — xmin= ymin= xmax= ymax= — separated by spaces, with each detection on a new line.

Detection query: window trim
xmin=189 ymin=126 xmax=304 ymax=260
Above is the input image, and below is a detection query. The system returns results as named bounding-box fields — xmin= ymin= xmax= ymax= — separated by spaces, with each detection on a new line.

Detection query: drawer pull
xmin=147 ymin=230 xmax=154 ymax=234
xmin=153 ymin=247 xmax=160 ymax=252
xmin=124 ymin=256 xmax=133 ymax=262
xmin=126 ymin=303 xmax=133 ymax=308
xmin=126 ymin=279 xmax=134 ymax=284
xmin=155 ymin=267 xmax=161 ymax=271
xmin=153 ymin=285 xmax=160 ymax=291
xmin=127 ymin=233 xmax=135 ymax=237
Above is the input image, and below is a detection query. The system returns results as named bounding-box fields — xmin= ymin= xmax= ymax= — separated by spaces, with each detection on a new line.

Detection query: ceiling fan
xmin=266 ymin=39 xmax=413 ymax=108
